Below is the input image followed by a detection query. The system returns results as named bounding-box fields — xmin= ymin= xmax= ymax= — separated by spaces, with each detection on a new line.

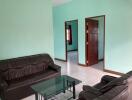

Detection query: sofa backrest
xmin=0 ymin=54 xmax=54 ymax=81
xmin=95 ymin=85 xmax=128 ymax=100
xmin=97 ymin=71 xmax=132 ymax=100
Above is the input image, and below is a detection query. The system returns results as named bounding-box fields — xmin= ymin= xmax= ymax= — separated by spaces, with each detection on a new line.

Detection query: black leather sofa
xmin=0 ymin=54 xmax=61 ymax=100
xmin=79 ymin=71 xmax=132 ymax=100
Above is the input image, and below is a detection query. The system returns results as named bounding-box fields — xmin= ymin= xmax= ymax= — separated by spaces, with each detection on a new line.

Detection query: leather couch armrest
xmin=101 ymin=75 xmax=117 ymax=83
xmin=49 ymin=64 xmax=61 ymax=72
xmin=78 ymin=86 xmax=102 ymax=100
xmin=83 ymin=85 xmax=102 ymax=95
xmin=0 ymin=75 xmax=8 ymax=100
xmin=79 ymin=90 xmax=98 ymax=100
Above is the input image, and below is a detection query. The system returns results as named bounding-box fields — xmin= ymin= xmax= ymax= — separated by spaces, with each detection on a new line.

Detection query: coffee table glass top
xmin=31 ymin=75 xmax=81 ymax=99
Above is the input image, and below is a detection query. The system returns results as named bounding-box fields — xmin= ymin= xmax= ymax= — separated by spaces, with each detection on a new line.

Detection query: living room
xmin=0 ymin=0 xmax=132 ymax=100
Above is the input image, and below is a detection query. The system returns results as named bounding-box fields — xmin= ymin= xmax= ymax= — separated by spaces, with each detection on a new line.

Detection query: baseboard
xmin=98 ymin=59 xmax=104 ymax=62
xmin=67 ymin=49 xmax=78 ymax=52
xmin=54 ymin=58 xmax=67 ymax=62
xmin=55 ymin=58 xmax=123 ymax=76
xmin=78 ymin=63 xmax=87 ymax=67
xmin=104 ymin=69 xmax=124 ymax=76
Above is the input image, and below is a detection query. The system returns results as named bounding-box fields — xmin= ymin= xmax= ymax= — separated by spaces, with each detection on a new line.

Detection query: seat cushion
xmin=7 ymin=68 xmax=59 ymax=91
xmin=94 ymin=82 xmax=108 ymax=90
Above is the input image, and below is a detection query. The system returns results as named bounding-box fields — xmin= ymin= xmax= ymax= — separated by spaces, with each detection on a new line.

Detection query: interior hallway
xmin=67 ymin=51 xmax=78 ymax=64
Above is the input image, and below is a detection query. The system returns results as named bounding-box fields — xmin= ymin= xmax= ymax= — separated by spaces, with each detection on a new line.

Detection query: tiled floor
xmin=23 ymin=52 xmax=119 ymax=100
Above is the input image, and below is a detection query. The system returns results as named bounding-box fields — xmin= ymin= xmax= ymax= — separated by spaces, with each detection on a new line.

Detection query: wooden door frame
xmin=85 ymin=15 xmax=105 ymax=69
xmin=65 ymin=19 xmax=78 ymax=62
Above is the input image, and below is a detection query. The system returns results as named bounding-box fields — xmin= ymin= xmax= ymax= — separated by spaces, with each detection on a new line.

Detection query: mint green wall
xmin=101 ymin=0 xmax=132 ymax=73
xmin=53 ymin=0 xmax=132 ymax=73
xmin=0 ymin=0 xmax=54 ymax=60
xmin=66 ymin=21 xmax=78 ymax=51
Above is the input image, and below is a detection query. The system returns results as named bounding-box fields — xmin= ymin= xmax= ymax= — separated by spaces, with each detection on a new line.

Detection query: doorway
xmin=65 ymin=20 xmax=78 ymax=64
xmin=85 ymin=15 xmax=105 ymax=67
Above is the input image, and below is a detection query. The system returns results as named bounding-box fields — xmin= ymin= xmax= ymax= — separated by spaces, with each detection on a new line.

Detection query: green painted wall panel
xmin=0 ymin=0 xmax=54 ymax=60
xmin=53 ymin=0 xmax=132 ymax=73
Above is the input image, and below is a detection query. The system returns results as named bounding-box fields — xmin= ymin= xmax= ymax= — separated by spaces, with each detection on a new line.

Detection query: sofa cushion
xmin=0 ymin=54 xmax=54 ymax=81
xmin=7 ymin=68 xmax=59 ymax=91
xmin=5 ymin=68 xmax=60 ymax=100
xmin=7 ymin=63 xmax=47 ymax=81
xmin=99 ymin=74 xmax=128 ymax=93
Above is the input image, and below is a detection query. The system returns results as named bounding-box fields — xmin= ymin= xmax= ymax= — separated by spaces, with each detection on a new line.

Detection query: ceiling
xmin=53 ymin=0 xmax=72 ymax=6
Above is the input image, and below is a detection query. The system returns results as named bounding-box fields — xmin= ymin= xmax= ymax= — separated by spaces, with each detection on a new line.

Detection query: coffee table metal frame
xmin=31 ymin=75 xmax=81 ymax=100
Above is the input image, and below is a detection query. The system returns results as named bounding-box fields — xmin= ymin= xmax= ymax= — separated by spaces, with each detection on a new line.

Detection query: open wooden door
xmin=86 ymin=19 xmax=98 ymax=66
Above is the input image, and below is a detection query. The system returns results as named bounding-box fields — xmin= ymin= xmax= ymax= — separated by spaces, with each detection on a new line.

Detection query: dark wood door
xmin=86 ymin=19 xmax=98 ymax=66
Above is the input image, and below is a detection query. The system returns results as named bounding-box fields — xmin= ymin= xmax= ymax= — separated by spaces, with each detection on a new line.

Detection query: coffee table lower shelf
xmin=31 ymin=75 xmax=81 ymax=100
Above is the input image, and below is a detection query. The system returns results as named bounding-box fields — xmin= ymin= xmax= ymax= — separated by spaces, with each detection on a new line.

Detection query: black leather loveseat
xmin=79 ymin=71 xmax=132 ymax=100
xmin=0 ymin=54 xmax=61 ymax=100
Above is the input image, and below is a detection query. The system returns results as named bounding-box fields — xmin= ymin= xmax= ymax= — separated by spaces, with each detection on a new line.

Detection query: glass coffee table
xmin=31 ymin=75 xmax=81 ymax=100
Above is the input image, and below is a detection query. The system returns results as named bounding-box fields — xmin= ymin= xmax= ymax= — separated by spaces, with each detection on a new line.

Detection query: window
xmin=66 ymin=25 xmax=72 ymax=45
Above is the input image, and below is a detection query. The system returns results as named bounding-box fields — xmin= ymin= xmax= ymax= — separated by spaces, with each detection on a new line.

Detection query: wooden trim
xmin=85 ymin=18 xmax=87 ymax=66
xmin=103 ymin=15 xmax=106 ymax=71
xmin=64 ymin=22 xmax=68 ymax=62
xmin=87 ymin=15 xmax=106 ymax=19
xmin=77 ymin=20 xmax=79 ymax=64
xmin=104 ymin=69 xmax=124 ymax=76
xmin=85 ymin=15 xmax=105 ymax=67
xmin=78 ymin=63 xmax=87 ymax=67
xmin=67 ymin=49 xmax=78 ymax=52
xmin=65 ymin=19 xmax=78 ymax=23
xmin=65 ymin=19 xmax=78 ymax=63
xmin=54 ymin=58 xmax=67 ymax=62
